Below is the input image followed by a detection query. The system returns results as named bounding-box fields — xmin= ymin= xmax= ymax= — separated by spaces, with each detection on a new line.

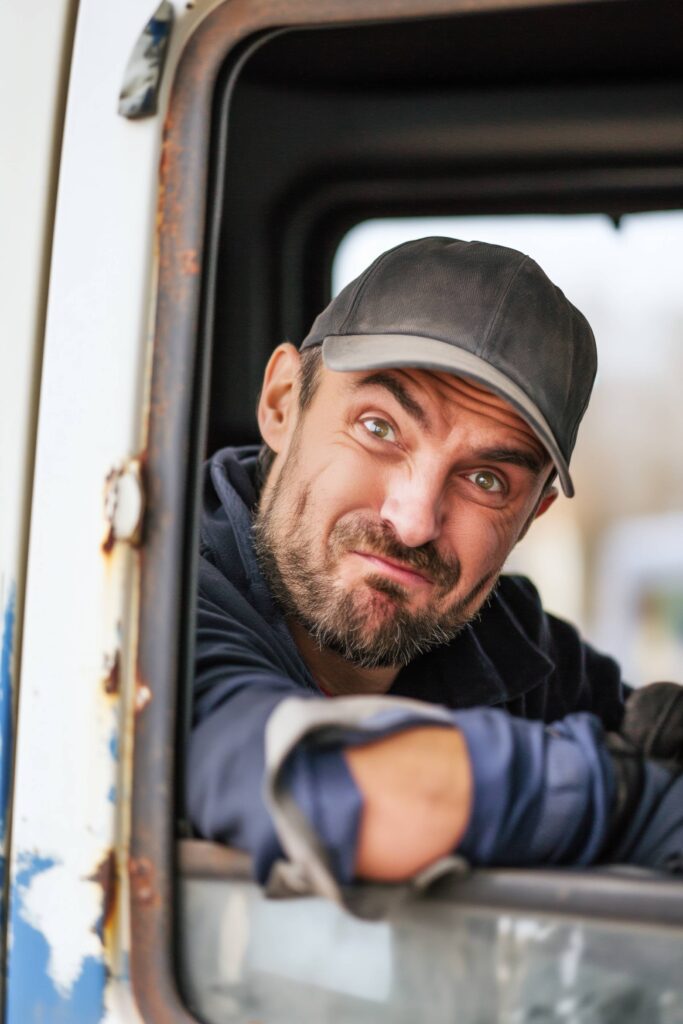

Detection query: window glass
xmin=334 ymin=213 xmax=683 ymax=685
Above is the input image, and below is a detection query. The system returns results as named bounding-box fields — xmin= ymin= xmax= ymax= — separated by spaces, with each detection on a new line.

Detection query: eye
xmin=361 ymin=417 xmax=397 ymax=443
xmin=467 ymin=469 xmax=504 ymax=493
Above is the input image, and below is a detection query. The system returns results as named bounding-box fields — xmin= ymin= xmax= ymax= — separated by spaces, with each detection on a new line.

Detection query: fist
xmin=621 ymin=682 xmax=683 ymax=769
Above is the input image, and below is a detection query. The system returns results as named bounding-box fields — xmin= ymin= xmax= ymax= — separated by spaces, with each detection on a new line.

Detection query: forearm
xmin=344 ymin=711 xmax=615 ymax=879
xmin=290 ymin=710 xmax=618 ymax=883
xmin=345 ymin=726 xmax=472 ymax=880
xmin=191 ymin=676 xmax=683 ymax=885
xmin=188 ymin=683 xmax=314 ymax=879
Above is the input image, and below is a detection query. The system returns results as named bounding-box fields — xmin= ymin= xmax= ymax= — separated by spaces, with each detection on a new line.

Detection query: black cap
xmin=300 ymin=236 xmax=597 ymax=496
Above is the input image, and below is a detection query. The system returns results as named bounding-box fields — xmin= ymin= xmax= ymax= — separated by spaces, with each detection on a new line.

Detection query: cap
xmin=300 ymin=236 xmax=597 ymax=497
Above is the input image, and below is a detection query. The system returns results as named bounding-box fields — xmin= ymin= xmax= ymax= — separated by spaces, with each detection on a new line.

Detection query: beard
xmin=252 ymin=445 xmax=498 ymax=670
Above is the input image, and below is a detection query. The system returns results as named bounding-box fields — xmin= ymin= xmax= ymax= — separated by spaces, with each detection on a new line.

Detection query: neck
xmin=288 ymin=619 xmax=399 ymax=696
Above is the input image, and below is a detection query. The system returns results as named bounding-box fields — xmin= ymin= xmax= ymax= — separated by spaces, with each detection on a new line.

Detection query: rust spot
xmin=103 ymin=649 xmax=121 ymax=695
xmin=181 ymin=248 xmax=199 ymax=275
xmin=135 ymin=682 xmax=152 ymax=713
xmin=89 ymin=849 xmax=117 ymax=939
xmin=102 ymin=465 xmax=119 ymax=554
xmin=101 ymin=524 xmax=116 ymax=555
xmin=130 ymin=856 xmax=158 ymax=906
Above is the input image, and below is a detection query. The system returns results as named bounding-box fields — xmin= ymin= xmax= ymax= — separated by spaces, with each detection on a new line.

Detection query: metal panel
xmin=0 ymin=0 xmax=79 ymax=967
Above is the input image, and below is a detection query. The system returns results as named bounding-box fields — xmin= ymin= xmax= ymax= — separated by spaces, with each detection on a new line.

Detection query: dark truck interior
xmin=207 ymin=0 xmax=682 ymax=454
xmin=130 ymin=1 xmax=683 ymax=1020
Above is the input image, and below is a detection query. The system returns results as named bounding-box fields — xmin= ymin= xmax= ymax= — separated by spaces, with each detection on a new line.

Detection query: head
xmin=254 ymin=236 xmax=596 ymax=671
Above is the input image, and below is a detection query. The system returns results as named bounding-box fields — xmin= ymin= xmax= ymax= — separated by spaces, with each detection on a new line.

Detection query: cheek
xmin=310 ymin=444 xmax=386 ymax=514
xmin=442 ymin=507 xmax=518 ymax=576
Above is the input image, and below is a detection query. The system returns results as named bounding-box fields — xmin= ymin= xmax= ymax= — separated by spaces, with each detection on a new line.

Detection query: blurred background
xmin=333 ymin=212 xmax=683 ymax=686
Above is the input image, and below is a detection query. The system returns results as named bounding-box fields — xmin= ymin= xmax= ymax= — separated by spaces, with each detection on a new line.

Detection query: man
xmin=189 ymin=237 xmax=682 ymax=889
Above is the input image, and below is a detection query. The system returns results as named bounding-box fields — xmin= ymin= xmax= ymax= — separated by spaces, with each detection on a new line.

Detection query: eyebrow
xmin=474 ymin=446 xmax=548 ymax=476
xmin=351 ymin=372 xmax=430 ymax=430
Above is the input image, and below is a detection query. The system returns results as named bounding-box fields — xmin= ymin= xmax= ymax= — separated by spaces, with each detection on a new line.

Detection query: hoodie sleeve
xmin=283 ymin=708 xmax=683 ymax=881
xmin=187 ymin=558 xmax=315 ymax=879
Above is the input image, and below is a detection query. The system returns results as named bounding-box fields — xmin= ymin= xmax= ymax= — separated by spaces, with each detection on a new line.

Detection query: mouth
xmin=350 ymin=550 xmax=434 ymax=589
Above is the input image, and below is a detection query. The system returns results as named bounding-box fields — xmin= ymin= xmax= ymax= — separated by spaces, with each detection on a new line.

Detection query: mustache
xmin=330 ymin=516 xmax=461 ymax=591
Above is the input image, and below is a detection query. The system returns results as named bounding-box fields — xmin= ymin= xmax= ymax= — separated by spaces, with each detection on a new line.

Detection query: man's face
xmin=255 ymin=351 xmax=554 ymax=670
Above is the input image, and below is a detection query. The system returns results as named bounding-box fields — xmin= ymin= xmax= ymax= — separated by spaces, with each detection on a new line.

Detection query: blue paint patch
xmin=107 ymin=728 xmax=118 ymax=806
xmin=7 ymin=854 xmax=106 ymax=1023
xmin=108 ymin=729 xmax=119 ymax=762
xmin=0 ymin=582 xmax=17 ymax=846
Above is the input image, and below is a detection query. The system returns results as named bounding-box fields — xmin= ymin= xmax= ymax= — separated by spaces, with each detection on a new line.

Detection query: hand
xmin=620 ymin=681 xmax=683 ymax=770
xmin=601 ymin=682 xmax=683 ymax=860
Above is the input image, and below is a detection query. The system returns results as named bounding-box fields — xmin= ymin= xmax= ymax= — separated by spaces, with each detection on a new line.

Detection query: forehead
xmin=321 ymin=363 xmax=545 ymax=452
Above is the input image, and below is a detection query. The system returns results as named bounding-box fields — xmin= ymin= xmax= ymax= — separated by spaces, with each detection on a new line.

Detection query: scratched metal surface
xmin=0 ymin=0 xmax=78 ymax=958
xmin=2 ymin=2 xmax=201 ymax=1019
xmin=180 ymin=877 xmax=683 ymax=1024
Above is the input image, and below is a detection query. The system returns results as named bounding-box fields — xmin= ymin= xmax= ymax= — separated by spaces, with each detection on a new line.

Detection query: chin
xmin=355 ymin=587 xmax=402 ymax=620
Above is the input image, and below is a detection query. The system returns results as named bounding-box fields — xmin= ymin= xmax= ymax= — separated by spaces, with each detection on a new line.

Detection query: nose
xmin=379 ymin=467 xmax=445 ymax=549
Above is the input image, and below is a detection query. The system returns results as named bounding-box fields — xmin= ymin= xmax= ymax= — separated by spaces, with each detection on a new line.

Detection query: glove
xmin=601 ymin=732 xmax=645 ymax=857
xmin=600 ymin=682 xmax=683 ymax=864
xmin=620 ymin=681 xmax=683 ymax=770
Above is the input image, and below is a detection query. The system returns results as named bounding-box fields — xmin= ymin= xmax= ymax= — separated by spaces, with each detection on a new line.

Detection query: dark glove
xmin=600 ymin=682 xmax=683 ymax=863
xmin=620 ymin=681 xmax=683 ymax=770
xmin=600 ymin=732 xmax=645 ymax=859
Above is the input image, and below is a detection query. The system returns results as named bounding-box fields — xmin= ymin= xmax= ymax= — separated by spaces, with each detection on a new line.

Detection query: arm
xmin=345 ymin=727 xmax=472 ymax=880
xmin=344 ymin=710 xmax=615 ymax=879
xmin=188 ymin=559 xmax=317 ymax=877
xmin=293 ymin=704 xmax=683 ymax=884
xmin=191 ymin=558 xmax=682 ymax=883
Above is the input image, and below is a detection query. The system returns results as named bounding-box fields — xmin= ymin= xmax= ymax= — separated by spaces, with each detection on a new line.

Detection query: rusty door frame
xmin=131 ymin=0 xmax=616 ymax=1019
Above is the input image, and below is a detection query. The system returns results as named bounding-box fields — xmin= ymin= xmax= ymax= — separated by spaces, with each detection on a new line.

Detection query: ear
xmin=533 ymin=485 xmax=559 ymax=522
xmin=516 ymin=484 xmax=559 ymax=542
xmin=257 ymin=343 xmax=302 ymax=455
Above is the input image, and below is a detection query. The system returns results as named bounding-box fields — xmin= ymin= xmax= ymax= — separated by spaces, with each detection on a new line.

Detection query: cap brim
xmin=322 ymin=333 xmax=574 ymax=497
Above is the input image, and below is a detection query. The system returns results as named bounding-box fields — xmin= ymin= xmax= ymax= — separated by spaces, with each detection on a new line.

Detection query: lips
xmin=329 ymin=515 xmax=461 ymax=591
xmin=351 ymin=550 xmax=434 ymax=588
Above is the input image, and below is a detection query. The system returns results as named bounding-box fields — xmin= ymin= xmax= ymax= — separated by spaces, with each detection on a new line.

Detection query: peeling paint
xmin=103 ymin=649 xmax=121 ymax=695
xmin=89 ymin=849 xmax=117 ymax=942
xmin=135 ymin=682 xmax=152 ymax=713
xmin=102 ymin=459 xmax=145 ymax=551
xmin=118 ymin=0 xmax=174 ymax=119
xmin=7 ymin=854 xmax=105 ymax=1024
